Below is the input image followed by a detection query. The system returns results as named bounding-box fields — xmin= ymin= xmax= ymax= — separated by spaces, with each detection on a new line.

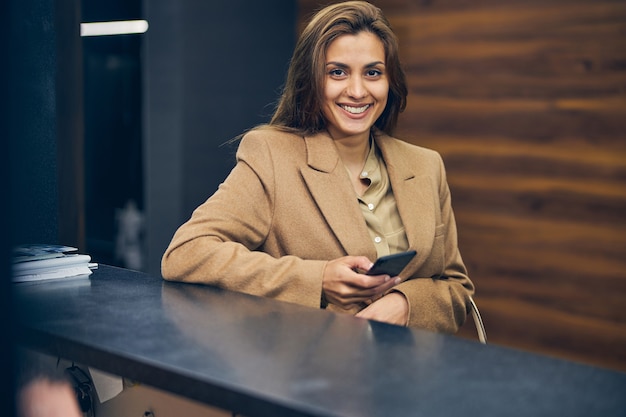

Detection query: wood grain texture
xmin=299 ymin=0 xmax=626 ymax=371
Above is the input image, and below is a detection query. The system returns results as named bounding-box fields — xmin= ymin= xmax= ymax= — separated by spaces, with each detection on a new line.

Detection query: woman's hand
xmin=322 ymin=256 xmax=400 ymax=308
xmin=356 ymin=291 xmax=409 ymax=326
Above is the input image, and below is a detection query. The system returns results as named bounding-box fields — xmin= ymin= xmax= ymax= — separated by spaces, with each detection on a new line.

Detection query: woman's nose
xmin=346 ymin=76 xmax=367 ymax=99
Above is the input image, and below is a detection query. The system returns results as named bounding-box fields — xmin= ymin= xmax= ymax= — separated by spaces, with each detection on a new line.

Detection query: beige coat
xmin=162 ymin=128 xmax=474 ymax=333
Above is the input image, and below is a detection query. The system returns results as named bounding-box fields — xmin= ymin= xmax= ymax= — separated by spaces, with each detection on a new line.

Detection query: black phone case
xmin=366 ymin=250 xmax=417 ymax=276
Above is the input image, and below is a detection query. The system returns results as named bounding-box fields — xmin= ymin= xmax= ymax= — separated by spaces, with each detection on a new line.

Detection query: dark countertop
xmin=14 ymin=265 xmax=626 ymax=417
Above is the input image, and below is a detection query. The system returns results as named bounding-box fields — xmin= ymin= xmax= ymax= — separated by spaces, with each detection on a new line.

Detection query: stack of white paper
xmin=12 ymin=244 xmax=98 ymax=283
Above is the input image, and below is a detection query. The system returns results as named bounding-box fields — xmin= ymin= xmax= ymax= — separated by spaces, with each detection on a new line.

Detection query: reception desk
xmin=14 ymin=265 xmax=626 ymax=416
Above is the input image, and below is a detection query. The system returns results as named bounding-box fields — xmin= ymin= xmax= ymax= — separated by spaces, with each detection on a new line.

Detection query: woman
xmin=162 ymin=1 xmax=474 ymax=333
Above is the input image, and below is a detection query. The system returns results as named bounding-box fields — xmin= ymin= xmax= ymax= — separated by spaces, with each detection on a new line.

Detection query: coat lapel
xmin=300 ymin=133 xmax=376 ymax=258
xmin=375 ymin=134 xmax=437 ymax=267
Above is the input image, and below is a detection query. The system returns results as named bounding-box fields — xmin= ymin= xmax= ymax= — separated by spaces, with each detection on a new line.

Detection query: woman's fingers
xmin=322 ymin=256 xmax=402 ymax=307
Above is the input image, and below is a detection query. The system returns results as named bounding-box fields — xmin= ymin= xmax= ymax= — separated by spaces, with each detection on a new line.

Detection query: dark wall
xmin=7 ymin=0 xmax=72 ymax=414
xmin=3 ymin=0 xmax=14 ymax=414
xmin=5 ymin=0 xmax=298 ymax=275
xmin=8 ymin=0 xmax=59 ymax=247
xmin=144 ymin=0 xmax=297 ymax=275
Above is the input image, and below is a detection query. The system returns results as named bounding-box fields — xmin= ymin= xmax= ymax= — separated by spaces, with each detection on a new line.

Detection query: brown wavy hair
xmin=269 ymin=1 xmax=407 ymax=136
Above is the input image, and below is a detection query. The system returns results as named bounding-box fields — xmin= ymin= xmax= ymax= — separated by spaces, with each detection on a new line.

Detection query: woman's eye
xmin=329 ymin=69 xmax=346 ymax=77
xmin=366 ymin=69 xmax=382 ymax=77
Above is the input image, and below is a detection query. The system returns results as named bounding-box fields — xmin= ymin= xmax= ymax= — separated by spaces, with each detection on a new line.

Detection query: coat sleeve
xmin=161 ymin=132 xmax=327 ymax=308
xmin=392 ymin=152 xmax=474 ymax=333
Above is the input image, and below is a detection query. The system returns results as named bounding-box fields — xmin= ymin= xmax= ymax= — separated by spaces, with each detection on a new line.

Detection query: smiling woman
xmin=161 ymin=1 xmax=475 ymax=333
xmin=322 ymin=32 xmax=388 ymax=142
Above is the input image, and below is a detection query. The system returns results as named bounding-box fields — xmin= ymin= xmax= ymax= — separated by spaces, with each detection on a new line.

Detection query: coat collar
xmin=301 ymin=132 xmax=376 ymax=258
xmin=375 ymin=131 xmax=437 ymax=267
xmin=303 ymin=131 xmax=340 ymax=173
xmin=299 ymin=130 xmax=436 ymax=264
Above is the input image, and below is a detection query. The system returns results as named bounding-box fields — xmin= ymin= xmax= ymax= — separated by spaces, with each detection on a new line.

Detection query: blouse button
xmin=374 ymin=236 xmax=382 ymax=243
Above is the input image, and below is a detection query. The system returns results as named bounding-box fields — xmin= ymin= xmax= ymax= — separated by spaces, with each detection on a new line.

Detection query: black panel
xmin=82 ymin=0 xmax=143 ymax=266
xmin=8 ymin=0 xmax=59 ymax=246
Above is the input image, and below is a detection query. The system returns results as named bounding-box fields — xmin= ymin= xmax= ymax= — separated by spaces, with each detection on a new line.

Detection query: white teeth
xmin=341 ymin=104 xmax=370 ymax=114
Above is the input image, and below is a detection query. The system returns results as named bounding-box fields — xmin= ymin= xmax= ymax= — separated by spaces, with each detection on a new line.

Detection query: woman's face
xmin=322 ymin=31 xmax=389 ymax=140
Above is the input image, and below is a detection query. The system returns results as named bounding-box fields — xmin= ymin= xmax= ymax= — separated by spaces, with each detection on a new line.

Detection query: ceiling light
xmin=80 ymin=20 xmax=149 ymax=37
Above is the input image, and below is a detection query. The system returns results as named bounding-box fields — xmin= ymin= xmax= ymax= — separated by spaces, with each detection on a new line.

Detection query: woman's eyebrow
xmin=325 ymin=61 xmax=385 ymax=67
xmin=325 ymin=61 xmax=348 ymax=68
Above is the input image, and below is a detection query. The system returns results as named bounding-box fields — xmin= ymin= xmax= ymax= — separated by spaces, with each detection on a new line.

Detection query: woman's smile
xmin=340 ymin=103 xmax=371 ymax=115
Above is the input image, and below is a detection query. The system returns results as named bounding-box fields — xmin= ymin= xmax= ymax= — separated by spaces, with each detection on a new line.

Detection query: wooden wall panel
xmin=299 ymin=0 xmax=626 ymax=371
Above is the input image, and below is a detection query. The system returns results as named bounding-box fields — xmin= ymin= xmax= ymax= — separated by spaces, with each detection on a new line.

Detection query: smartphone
xmin=366 ymin=250 xmax=417 ymax=276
